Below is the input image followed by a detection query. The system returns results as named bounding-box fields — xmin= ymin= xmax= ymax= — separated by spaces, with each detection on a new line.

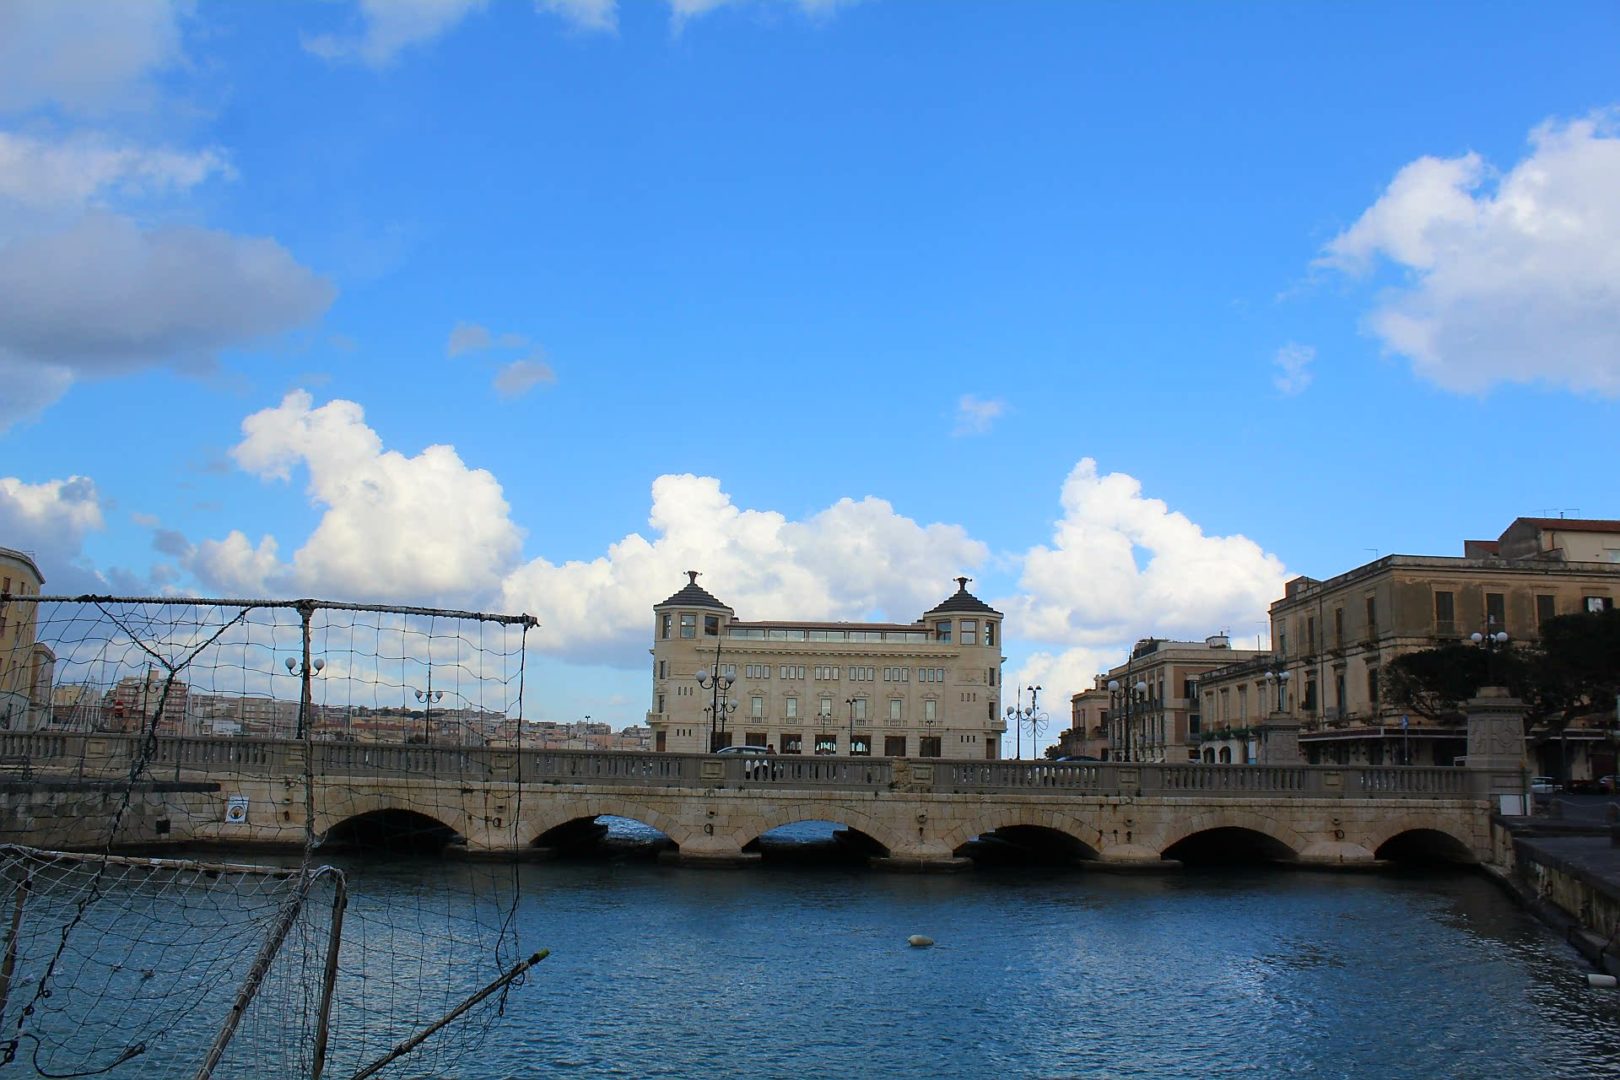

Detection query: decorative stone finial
xmin=956 ymin=576 xmax=971 ymax=591
xmin=687 ymin=570 xmax=700 ymax=584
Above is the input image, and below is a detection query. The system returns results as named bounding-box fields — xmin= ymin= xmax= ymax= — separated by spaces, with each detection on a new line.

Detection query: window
xmin=885 ymin=736 xmax=907 ymax=757
xmin=656 ymin=693 xmax=665 ymax=713
xmin=1367 ymin=667 xmax=1380 ymax=705
xmin=1303 ymin=679 xmax=1318 ymax=713
xmin=786 ymin=696 xmax=798 ymax=719
xmin=852 ymin=698 xmax=867 ymax=721
xmin=679 ymin=614 xmax=696 ymax=638
xmin=920 ymin=736 xmax=941 ymax=757
xmin=746 ymin=731 xmax=767 ymax=747
xmin=1306 ymin=615 xmax=1316 ymax=652
xmin=750 ymin=696 xmax=764 ymax=718
xmin=1434 ymin=591 xmax=1455 ymax=633
xmin=924 ymin=699 xmax=937 ymax=722
xmin=1334 ymin=607 xmax=1344 ymax=646
xmin=987 ymin=668 xmax=996 ymax=687
xmin=815 ymin=665 xmax=839 ymax=680
xmin=985 ymin=622 xmax=996 ymax=647
xmin=661 ymin=614 xmax=672 ymax=639
xmin=819 ymin=696 xmax=833 ymax=717
xmin=1365 ymin=596 xmax=1377 ymax=637
xmin=704 ymin=614 xmax=720 ymax=637
xmin=657 ymin=660 xmax=667 ymax=679
xmin=889 ymin=698 xmax=902 ymax=721
xmin=778 ymin=665 xmax=805 ymax=679
xmin=961 ymin=620 xmax=978 ymax=645
xmin=782 ymin=734 xmax=803 ymax=754
xmin=1587 ymin=596 xmax=1614 ymax=613
xmin=936 ymin=621 xmax=952 ymax=643
xmin=851 ymin=735 xmax=870 ymax=756
xmin=815 ymin=734 xmax=838 ymax=754
xmin=1485 ymin=592 xmax=1505 ymax=630
xmin=1536 ymin=594 xmax=1556 ymax=626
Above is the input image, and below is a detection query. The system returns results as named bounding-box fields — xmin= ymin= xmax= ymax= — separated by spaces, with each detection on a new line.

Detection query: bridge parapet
xmin=2 ymin=732 xmax=1488 ymax=800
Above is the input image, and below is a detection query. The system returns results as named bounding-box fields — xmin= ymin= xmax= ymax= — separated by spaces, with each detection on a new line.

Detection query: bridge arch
xmin=523 ymin=796 xmax=689 ymax=850
xmin=315 ymin=790 xmax=475 ymax=848
xmin=1154 ymin=811 xmax=1309 ymax=862
xmin=939 ymin=806 xmax=1102 ymax=858
xmin=1365 ymin=817 xmax=1479 ymax=864
xmin=321 ymin=808 xmax=463 ymax=853
xmin=734 ymin=802 xmax=906 ymax=857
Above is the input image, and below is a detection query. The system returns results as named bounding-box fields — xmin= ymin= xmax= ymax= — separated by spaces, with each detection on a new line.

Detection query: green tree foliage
xmin=1384 ymin=609 xmax=1619 ymax=727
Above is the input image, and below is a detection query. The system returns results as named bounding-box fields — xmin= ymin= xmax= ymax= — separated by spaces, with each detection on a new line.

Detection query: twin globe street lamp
xmin=1107 ymin=675 xmax=1149 ymax=762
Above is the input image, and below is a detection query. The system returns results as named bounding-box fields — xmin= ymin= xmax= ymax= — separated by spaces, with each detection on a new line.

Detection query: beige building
xmin=1217 ymin=517 xmax=1620 ymax=770
xmin=1 ymin=547 xmax=53 ymax=731
xmin=1092 ymin=634 xmax=1265 ymax=763
xmin=648 ymin=573 xmax=1006 ymax=758
xmin=1061 ymin=686 xmax=1112 ymax=759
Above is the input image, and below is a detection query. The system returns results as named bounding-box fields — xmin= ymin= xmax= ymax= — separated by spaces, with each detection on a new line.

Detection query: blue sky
xmin=3 ymin=0 xmax=1618 ymax=746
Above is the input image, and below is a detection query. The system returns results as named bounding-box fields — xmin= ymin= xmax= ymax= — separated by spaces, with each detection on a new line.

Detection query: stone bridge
xmin=0 ymin=733 xmax=1519 ymax=870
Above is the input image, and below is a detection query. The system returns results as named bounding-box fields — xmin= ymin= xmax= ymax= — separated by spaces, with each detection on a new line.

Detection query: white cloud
xmin=501 ymin=474 xmax=987 ymax=665
xmin=0 ymin=0 xmax=185 ymax=114
xmin=536 ymin=0 xmax=617 ymax=32
xmin=668 ymin=0 xmax=851 ymax=22
xmin=1273 ymin=342 xmax=1314 ymax=396
xmin=1320 ymin=110 xmax=1620 ymax=396
xmin=952 ymin=394 xmax=1005 ymax=436
xmin=0 ymin=475 xmax=106 ymax=589
xmin=0 ymin=213 xmax=334 ymax=429
xmin=1004 ymin=458 xmax=1287 ymax=648
xmin=493 ymin=357 xmax=557 ymax=398
xmin=0 ymin=132 xmax=230 ymax=210
xmin=303 ymin=0 xmax=490 ymax=66
xmin=190 ymin=530 xmax=282 ymax=596
xmin=221 ymin=391 xmax=525 ymax=604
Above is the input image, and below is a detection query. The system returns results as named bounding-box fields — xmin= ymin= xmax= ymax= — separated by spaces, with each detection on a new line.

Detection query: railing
xmin=0 ymin=732 xmax=1483 ymax=800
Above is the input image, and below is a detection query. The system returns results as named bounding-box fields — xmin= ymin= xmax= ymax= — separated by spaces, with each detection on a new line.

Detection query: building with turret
xmin=648 ymin=573 xmax=1007 ymax=758
xmin=1 ymin=547 xmax=53 ymax=731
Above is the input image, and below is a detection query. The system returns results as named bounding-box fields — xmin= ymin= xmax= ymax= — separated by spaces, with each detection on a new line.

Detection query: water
xmin=331 ymin=834 xmax=1618 ymax=1079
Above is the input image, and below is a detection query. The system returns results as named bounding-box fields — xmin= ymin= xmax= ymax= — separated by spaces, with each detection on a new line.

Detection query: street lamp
xmin=1107 ymin=675 xmax=1149 ymax=762
xmin=846 ymin=697 xmax=859 ymax=756
xmin=411 ymin=675 xmax=444 ymax=744
xmin=1264 ymin=667 xmax=1292 ymax=714
xmin=284 ymin=655 xmax=325 ymax=739
xmin=1471 ymin=620 xmax=1510 ymax=684
xmin=695 ymin=654 xmax=735 ymax=752
xmin=1006 ymin=684 xmax=1046 ymax=759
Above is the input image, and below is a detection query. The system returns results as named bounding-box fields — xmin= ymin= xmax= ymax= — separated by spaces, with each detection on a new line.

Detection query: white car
xmin=716 ymin=745 xmax=779 ymax=780
xmin=1530 ymin=776 xmax=1560 ymax=797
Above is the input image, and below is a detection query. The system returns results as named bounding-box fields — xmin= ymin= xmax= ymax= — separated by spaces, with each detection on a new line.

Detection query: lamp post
xmin=1006 ymin=685 xmax=1046 ymax=759
xmin=284 ymin=655 xmax=325 ymax=740
xmin=1471 ymin=619 xmax=1510 ymax=685
xmin=846 ymin=697 xmax=858 ymax=757
xmin=1108 ymin=674 xmax=1149 ymax=762
xmin=695 ymin=636 xmax=735 ymax=752
xmin=412 ymin=668 xmax=444 ymax=744
xmin=1264 ymin=667 xmax=1292 ymax=718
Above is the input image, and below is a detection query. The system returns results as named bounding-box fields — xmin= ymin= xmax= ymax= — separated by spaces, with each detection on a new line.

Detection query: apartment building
xmin=1085 ymin=635 xmax=1266 ymax=763
xmin=1 ymin=547 xmax=52 ymax=731
xmin=1230 ymin=517 xmax=1620 ymax=769
xmin=648 ymin=573 xmax=1007 ymax=758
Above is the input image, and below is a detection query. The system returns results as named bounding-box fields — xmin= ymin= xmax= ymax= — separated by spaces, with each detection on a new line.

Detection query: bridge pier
xmin=658 ymin=850 xmax=762 ymax=869
xmin=869 ymin=855 xmax=972 ymax=873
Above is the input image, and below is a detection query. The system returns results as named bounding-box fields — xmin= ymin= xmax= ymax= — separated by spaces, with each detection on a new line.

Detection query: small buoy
xmin=1588 ymin=973 xmax=1618 ymax=989
xmin=907 ymin=935 xmax=934 ymax=948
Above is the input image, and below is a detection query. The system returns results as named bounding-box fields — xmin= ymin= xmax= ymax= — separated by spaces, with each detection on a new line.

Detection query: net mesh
xmin=0 ymin=595 xmax=541 ymax=1078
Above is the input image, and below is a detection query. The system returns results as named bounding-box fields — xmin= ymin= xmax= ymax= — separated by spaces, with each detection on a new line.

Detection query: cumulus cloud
xmin=493 ymin=358 xmax=557 ymax=398
xmin=446 ymin=321 xmax=493 ymax=357
xmin=1004 ymin=458 xmax=1287 ymax=648
xmin=952 ymin=394 xmax=1005 ymax=436
xmin=0 ymin=0 xmax=185 ymax=114
xmin=0 ymin=132 xmax=230 ymax=210
xmin=0 ymin=213 xmax=334 ymax=430
xmin=536 ymin=0 xmax=617 ymax=32
xmin=501 ymin=474 xmax=987 ymax=665
xmin=0 ymin=475 xmax=106 ymax=590
xmin=1319 ymin=110 xmax=1620 ymax=396
xmin=213 ymin=391 xmax=525 ymax=603
xmin=1273 ymin=342 xmax=1314 ymax=396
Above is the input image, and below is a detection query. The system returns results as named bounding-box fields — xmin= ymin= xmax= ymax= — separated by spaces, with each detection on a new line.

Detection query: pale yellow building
xmin=648 ymin=573 xmax=1007 ymax=758
xmin=1243 ymin=517 xmax=1620 ymax=770
xmin=1 ymin=546 xmax=52 ymax=731
xmin=1094 ymin=634 xmax=1265 ymax=763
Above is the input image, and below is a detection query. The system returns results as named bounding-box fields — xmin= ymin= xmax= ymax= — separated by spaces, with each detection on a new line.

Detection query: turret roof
xmin=655 ymin=571 xmax=734 ymax=611
xmin=923 ymin=576 xmax=1001 ymax=617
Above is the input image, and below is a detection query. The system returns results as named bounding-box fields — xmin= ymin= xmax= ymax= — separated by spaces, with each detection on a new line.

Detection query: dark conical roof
xmin=923 ymin=576 xmax=1000 ymax=617
xmin=656 ymin=571 xmax=733 ymax=611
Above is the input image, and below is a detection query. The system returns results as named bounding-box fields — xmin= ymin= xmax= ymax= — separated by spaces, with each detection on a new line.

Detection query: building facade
xmin=1229 ymin=517 xmax=1620 ymax=771
xmin=1 ymin=547 xmax=52 ymax=731
xmin=1094 ymin=635 xmax=1265 ymax=763
xmin=648 ymin=573 xmax=1007 ymax=759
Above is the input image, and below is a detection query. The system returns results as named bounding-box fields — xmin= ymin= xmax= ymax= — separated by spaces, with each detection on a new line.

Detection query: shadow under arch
xmin=1162 ymin=826 xmax=1300 ymax=867
xmin=738 ymin=804 xmax=906 ymax=860
xmin=1374 ymin=828 xmax=1478 ymax=866
xmin=322 ymin=808 xmax=463 ymax=854
xmin=743 ymin=818 xmax=891 ymax=865
xmin=529 ymin=813 xmax=675 ymax=860
xmin=955 ymin=824 xmax=1100 ymax=866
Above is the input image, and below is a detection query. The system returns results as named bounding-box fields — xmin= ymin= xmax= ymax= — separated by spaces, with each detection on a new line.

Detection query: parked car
xmin=716 ymin=744 xmax=780 ymax=780
xmin=1601 ymin=775 xmax=1617 ymax=794
xmin=1530 ymin=776 xmax=1560 ymax=797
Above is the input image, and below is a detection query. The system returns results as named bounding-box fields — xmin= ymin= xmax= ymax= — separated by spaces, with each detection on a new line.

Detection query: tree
xmin=1384 ymin=643 xmax=1496 ymax=722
